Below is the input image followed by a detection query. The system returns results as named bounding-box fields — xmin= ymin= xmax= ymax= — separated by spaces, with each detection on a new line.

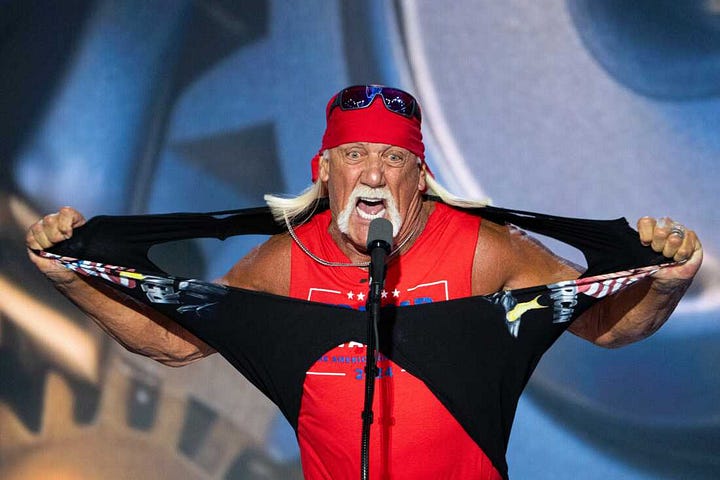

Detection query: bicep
xmin=473 ymin=222 xmax=581 ymax=294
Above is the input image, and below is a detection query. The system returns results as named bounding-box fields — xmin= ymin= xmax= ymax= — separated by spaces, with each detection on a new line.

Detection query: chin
xmin=339 ymin=210 xmax=400 ymax=249
xmin=347 ymin=224 xmax=371 ymax=249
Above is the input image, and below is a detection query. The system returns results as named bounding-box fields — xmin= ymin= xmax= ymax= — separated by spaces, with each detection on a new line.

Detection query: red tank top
xmin=289 ymin=203 xmax=502 ymax=480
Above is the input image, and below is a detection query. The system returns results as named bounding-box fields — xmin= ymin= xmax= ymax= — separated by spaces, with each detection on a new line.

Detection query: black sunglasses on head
xmin=328 ymin=85 xmax=422 ymax=121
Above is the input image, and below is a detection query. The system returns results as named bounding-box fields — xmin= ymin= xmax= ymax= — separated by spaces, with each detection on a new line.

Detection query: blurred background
xmin=1 ymin=0 xmax=719 ymax=478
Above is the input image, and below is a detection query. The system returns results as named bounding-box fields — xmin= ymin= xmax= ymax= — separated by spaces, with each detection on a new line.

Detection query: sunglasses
xmin=329 ymin=85 xmax=422 ymax=121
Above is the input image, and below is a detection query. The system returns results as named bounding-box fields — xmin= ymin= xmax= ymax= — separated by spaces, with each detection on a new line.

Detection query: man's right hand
xmin=26 ymin=206 xmax=86 ymax=285
xmin=24 ymin=206 xmax=214 ymax=365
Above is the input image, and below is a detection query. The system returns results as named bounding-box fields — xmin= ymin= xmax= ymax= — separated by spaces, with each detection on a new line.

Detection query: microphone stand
xmin=360 ymin=219 xmax=392 ymax=480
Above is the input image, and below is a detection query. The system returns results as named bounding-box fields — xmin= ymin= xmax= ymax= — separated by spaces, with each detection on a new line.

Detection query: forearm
xmin=571 ymin=216 xmax=702 ymax=347
xmin=570 ymin=276 xmax=691 ymax=348
xmin=55 ymin=273 xmax=214 ymax=366
xmin=25 ymin=207 xmax=213 ymax=365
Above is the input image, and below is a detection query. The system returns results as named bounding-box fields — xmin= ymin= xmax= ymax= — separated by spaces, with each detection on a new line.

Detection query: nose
xmin=359 ymin=155 xmax=385 ymax=188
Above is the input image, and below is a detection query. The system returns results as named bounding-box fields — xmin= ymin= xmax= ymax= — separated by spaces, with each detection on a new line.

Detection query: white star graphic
xmin=381 ymin=290 xmax=388 ymax=299
xmin=357 ymin=292 xmax=366 ymax=301
xmin=392 ymin=289 xmax=401 ymax=298
xmin=347 ymin=291 xmax=355 ymax=300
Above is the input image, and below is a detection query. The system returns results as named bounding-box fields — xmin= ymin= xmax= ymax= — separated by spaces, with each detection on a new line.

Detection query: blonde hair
xmin=424 ymin=173 xmax=490 ymax=209
xmin=263 ymin=153 xmax=489 ymax=225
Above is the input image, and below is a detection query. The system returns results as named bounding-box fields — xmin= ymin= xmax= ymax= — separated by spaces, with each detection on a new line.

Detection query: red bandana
xmin=311 ymin=96 xmax=426 ymax=182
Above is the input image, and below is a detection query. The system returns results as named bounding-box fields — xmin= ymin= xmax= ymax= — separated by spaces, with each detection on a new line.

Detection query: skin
xmin=320 ymin=142 xmax=428 ymax=261
xmin=26 ymin=142 xmax=703 ymax=363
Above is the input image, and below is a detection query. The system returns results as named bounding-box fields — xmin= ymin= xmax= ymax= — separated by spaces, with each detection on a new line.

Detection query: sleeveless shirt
xmin=289 ymin=203 xmax=502 ymax=479
xmin=42 ymin=200 xmax=669 ymax=480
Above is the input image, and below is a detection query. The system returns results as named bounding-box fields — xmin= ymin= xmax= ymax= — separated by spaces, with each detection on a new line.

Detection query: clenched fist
xmin=26 ymin=207 xmax=86 ymax=285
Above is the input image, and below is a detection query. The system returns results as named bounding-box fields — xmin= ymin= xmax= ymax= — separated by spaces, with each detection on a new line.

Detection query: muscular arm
xmin=568 ymin=217 xmax=702 ymax=347
xmin=471 ymin=220 xmax=581 ymax=297
xmin=53 ymin=272 xmax=214 ymax=366
xmin=26 ymin=207 xmax=291 ymax=366
xmin=473 ymin=216 xmax=702 ymax=348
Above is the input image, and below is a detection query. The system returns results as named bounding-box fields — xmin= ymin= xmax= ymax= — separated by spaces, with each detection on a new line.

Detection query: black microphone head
xmin=367 ymin=218 xmax=393 ymax=252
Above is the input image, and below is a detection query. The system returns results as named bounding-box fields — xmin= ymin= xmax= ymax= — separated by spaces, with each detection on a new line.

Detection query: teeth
xmin=356 ymin=206 xmax=386 ymax=220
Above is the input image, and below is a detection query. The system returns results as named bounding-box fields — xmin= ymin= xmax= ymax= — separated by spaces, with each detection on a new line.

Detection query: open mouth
xmin=355 ymin=197 xmax=387 ymax=220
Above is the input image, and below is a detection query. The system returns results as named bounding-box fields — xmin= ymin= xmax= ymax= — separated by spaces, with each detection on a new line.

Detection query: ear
xmin=418 ymin=163 xmax=427 ymax=192
xmin=319 ymin=153 xmax=330 ymax=182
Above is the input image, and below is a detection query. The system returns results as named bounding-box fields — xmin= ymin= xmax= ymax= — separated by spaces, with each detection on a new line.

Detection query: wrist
xmin=48 ymin=269 xmax=81 ymax=289
xmin=650 ymin=276 xmax=692 ymax=296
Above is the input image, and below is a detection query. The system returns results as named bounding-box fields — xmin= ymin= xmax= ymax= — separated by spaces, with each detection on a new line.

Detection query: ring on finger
xmin=669 ymin=223 xmax=686 ymax=239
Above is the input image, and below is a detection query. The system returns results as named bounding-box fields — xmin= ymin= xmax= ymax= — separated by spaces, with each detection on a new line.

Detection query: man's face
xmin=319 ymin=142 xmax=426 ymax=251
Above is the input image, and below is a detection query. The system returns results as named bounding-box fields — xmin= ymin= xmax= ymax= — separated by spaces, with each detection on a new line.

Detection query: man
xmin=26 ymin=85 xmax=702 ymax=479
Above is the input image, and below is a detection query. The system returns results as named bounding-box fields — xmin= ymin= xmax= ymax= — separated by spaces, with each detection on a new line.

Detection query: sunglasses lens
xmin=333 ymin=85 xmax=421 ymax=121
xmin=340 ymin=86 xmax=374 ymax=109
xmin=380 ymin=88 xmax=417 ymax=118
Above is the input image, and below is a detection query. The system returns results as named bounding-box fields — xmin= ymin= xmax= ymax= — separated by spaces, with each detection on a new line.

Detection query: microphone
xmin=361 ymin=218 xmax=393 ymax=480
xmin=366 ymin=218 xmax=393 ymax=300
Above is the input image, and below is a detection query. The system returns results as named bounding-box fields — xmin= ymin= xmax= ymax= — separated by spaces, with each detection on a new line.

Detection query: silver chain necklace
xmin=283 ymin=210 xmax=416 ymax=267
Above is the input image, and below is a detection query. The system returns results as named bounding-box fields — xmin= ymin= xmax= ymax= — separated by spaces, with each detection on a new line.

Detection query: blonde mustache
xmin=337 ymin=186 xmax=402 ymax=238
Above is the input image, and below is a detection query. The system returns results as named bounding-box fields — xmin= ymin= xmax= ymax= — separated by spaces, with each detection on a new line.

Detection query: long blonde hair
xmin=263 ymin=152 xmax=489 ymax=224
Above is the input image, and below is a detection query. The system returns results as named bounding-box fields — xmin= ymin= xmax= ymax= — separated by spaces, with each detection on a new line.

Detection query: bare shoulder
xmin=472 ymin=218 xmax=580 ymax=295
xmin=216 ymin=233 xmax=292 ymax=295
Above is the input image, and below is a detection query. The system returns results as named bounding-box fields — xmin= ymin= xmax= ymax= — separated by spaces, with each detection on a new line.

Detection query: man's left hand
xmin=637 ymin=216 xmax=703 ymax=285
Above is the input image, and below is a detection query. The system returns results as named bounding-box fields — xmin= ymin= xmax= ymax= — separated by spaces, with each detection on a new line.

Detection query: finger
xmin=28 ymin=220 xmax=53 ymax=249
xmin=650 ymin=217 xmax=673 ymax=252
xmin=25 ymin=225 xmax=43 ymax=250
xmin=637 ymin=216 xmax=657 ymax=245
xmin=40 ymin=213 xmax=70 ymax=244
xmin=661 ymin=226 xmax=685 ymax=259
xmin=673 ymin=230 xmax=699 ymax=262
xmin=56 ymin=206 xmax=86 ymax=238
xmin=26 ymin=247 xmax=79 ymax=284
xmin=26 ymin=247 xmax=54 ymax=268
